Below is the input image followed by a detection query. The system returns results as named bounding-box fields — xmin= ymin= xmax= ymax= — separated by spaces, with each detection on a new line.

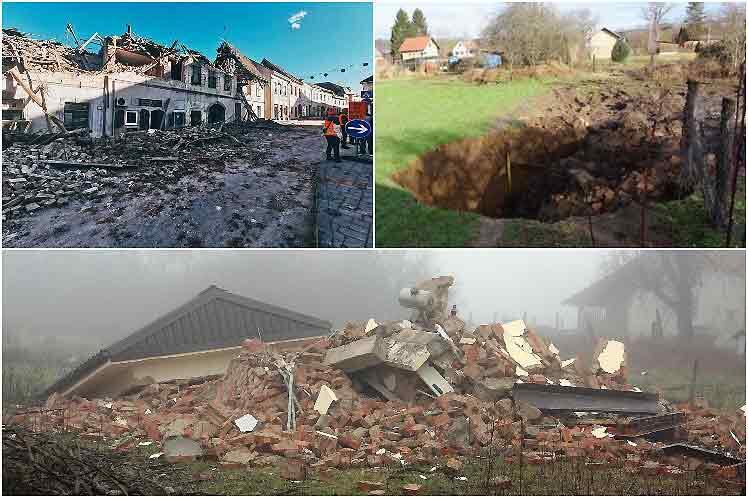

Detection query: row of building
xmin=378 ymin=25 xmax=714 ymax=69
xmin=2 ymin=26 xmax=372 ymax=137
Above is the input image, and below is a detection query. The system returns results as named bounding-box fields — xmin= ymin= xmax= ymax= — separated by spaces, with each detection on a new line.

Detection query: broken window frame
xmin=171 ymin=111 xmax=185 ymax=128
xmin=191 ymin=65 xmax=202 ymax=86
xmin=63 ymin=102 xmax=90 ymax=130
xmin=208 ymin=70 xmax=217 ymax=89
xmin=224 ymin=74 xmax=232 ymax=91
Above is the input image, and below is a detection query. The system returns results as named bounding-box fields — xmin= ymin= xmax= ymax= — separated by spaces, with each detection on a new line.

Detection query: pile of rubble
xmin=2 ymin=28 xmax=94 ymax=72
xmin=9 ymin=276 xmax=746 ymax=483
xmin=1 ymin=123 xmax=274 ymax=222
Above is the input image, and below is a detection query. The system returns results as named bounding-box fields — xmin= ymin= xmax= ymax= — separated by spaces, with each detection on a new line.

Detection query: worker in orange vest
xmin=322 ymin=112 xmax=342 ymax=162
xmin=339 ymin=110 xmax=350 ymax=149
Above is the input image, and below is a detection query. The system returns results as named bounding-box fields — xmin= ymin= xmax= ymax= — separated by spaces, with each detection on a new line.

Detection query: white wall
xmin=589 ymin=31 xmax=618 ymax=60
xmin=8 ymin=66 xmax=246 ymax=137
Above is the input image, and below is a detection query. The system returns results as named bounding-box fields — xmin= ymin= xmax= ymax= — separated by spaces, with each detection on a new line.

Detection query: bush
xmin=611 ymin=38 xmax=631 ymax=62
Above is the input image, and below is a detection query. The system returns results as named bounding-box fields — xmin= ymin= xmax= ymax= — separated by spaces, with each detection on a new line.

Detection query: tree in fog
xmin=600 ymin=251 xmax=745 ymax=340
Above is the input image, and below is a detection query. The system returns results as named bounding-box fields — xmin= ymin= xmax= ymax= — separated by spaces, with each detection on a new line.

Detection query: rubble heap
xmin=9 ymin=276 xmax=746 ymax=483
xmin=2 ymin=28 xmax=94 ymax=72
xmin=1 ymin=122 xmax=284 ymax=223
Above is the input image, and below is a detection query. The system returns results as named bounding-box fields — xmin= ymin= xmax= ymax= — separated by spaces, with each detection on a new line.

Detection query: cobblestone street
xmin=315 ymin=154 xmax=373 ymax=248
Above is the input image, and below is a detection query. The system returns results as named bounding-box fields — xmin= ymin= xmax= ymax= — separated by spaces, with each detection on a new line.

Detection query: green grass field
xmin=375 ymin=77 xmax=551 ymax=247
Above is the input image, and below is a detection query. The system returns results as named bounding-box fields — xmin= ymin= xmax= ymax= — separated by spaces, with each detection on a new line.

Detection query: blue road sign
xmin=361 ymin=90 xmax=373 ymax=99
xmin=345 ymin=119 xmax=371 ymax=139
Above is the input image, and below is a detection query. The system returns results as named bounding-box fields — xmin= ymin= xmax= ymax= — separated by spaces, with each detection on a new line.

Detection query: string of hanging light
xmin=305 ymin=61 xmax=370 ymax=80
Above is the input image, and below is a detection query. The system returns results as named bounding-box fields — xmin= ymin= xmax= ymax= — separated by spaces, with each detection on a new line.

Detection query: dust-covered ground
xmin=2 ymin=122 xmax=345 ymax=248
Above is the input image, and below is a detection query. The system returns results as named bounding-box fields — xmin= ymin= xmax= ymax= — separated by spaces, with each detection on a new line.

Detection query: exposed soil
xmin=393 ymin=66 xmax=739 ymax=237
xmin=2 ymin=123 xmax=336 ymax=247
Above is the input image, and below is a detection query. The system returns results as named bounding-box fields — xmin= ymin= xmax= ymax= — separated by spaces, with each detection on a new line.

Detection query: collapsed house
xmin=11 ymin=276 xmax=745 ymax=484
xmin=2 ymin=25 xmax=352 ymax=138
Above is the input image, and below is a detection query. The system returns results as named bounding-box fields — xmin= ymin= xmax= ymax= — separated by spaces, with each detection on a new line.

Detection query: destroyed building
xmin=16 ymin=275 xmax=743 ymax=485
xmin=2 ymin=25 xmax=350 ymax=138
xmin=43 ymin=285 xmax=331 ymax=398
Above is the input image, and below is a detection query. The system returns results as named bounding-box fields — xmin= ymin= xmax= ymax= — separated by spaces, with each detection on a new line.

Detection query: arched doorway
xmin=150 ymin=109 xmax=165 ymax=130
xmin=139 ymin=109 xmax=150 ymax=131
xmin=208 ymin=103 xmax=225 ymax=124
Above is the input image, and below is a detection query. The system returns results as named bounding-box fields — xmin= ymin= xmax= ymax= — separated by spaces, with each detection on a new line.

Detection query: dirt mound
xmin=462 ymin=62 xmax=573 ymax=85
xmin=393 ymin=80 xmax=692 ymax=221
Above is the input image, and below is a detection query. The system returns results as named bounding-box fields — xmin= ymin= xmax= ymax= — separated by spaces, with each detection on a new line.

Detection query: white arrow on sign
xmin=347 ymin=124 xmax=368 ymax=133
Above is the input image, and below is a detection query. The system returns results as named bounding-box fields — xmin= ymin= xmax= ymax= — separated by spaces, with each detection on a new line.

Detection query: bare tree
xmin=482 ymin=3 xmax=598 ymax=67
xmin=720 ymin=3 xmax=747 ymax=73
xmin=640 ymin=2 xmax=674 ymax=66
xmin=601 ymin=251 xmax=745 ymax=340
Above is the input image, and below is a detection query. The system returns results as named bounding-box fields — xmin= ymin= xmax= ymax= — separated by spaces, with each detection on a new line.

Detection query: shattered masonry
xmin=9 ymin=275 xmax=746 ymax=485
xmin=2 ymin=26 xmax=350 ymax=138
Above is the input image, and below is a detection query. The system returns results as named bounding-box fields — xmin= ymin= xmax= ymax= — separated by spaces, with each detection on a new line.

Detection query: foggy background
xmin=2 ymin=250 xmax=601 ymax=352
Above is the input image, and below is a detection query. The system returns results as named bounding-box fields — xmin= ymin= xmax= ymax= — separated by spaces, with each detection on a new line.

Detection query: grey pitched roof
xmin=43 ymin=286 xmax=331 ymax=396
xmin=261 ymin=58 xmax=302 ymax=84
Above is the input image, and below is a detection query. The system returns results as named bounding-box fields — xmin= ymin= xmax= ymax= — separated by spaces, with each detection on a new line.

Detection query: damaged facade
xmin=2 ymin=26 xmax=350 ymax=138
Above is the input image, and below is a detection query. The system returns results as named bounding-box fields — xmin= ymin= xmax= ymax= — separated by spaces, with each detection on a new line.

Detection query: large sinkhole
xmin=393 ymin=115 xmax=686 ymax=221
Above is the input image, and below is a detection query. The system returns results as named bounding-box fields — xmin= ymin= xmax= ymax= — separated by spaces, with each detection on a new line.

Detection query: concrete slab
xmin=324 ymin=336 xmax=386 ymax=372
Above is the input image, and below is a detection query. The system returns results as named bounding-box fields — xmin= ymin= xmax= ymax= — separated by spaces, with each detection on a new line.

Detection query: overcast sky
xmin=2 ymin=250 xmax=604 ymax=349
xmin=375 ymin=1 xmax=728 ymax=39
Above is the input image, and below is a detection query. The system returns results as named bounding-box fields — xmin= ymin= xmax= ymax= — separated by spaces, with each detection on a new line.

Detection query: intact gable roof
xmin=43 ymin=286 xmax=331 ymax=396
xmin=106 ymin=285 xmax=331 ymax=361
xmin=261 ymin=58 xmax=302 ymax=84
xmin=599 ymin=28 xmax=623 ymax=40
xmin=399 ymin=36 xmax=438 ymax=53
xmin=316 ymin=82 xmax=346 ymax=97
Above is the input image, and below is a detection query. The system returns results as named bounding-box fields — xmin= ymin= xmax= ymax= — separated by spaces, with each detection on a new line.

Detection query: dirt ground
xmin=2 ymin=123 xmax=339 ymax=248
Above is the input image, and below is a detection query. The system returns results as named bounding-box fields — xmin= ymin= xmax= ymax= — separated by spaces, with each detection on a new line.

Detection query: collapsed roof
xmin=214 ymin=41 xmax=270 ymax=83
xmin=1 ymin=26 xmax=219 ymax=75
xmin=2 ymin=27 xmax=98 ymax=72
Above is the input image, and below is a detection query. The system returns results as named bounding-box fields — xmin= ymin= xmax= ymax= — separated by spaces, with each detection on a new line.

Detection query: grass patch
xmin=653 ymin=180 xmax=746 ymax=248
xmin=632 ymin=368 xmax=746 ymax=410
xmin=500 ymin=219 xmax=593 ymax=247
xmin=375 ymin=77 xmax=551 ymax=247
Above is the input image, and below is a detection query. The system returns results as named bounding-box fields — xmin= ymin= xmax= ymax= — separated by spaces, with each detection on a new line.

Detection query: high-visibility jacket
xmin=323 ymin=119 xmax=338 ymax=137
xmin=339 ymin=113 xmax=348 ymax=125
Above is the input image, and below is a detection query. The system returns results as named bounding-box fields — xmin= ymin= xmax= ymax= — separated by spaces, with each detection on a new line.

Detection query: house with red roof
xmin=398 ymin=35 xmax=440 ymax=62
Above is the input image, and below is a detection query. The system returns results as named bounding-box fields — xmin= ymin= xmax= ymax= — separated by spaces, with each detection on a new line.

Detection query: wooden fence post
xmin=726 ymin=61 xmax=746 ymax=247
xmin=679 ymin=80 xmax=701 ymax=189
xmin=688 ymin=359 xmax=699 ymax=408
xmin=714 ymin=98 xmax=736 ymax=228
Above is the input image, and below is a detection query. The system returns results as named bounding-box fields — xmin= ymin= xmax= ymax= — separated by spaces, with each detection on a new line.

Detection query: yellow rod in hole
xmin=506 ymin=150 xmax=512 ymax=193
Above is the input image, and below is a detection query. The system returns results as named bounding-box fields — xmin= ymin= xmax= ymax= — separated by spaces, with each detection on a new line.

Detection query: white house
xmin=451 ymin=40 xmax=478 ymax=60
xmin=588 ymin=28 xmax=623 ymax=60
xmin=398 ymin=36 xmax=440 ymax=62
